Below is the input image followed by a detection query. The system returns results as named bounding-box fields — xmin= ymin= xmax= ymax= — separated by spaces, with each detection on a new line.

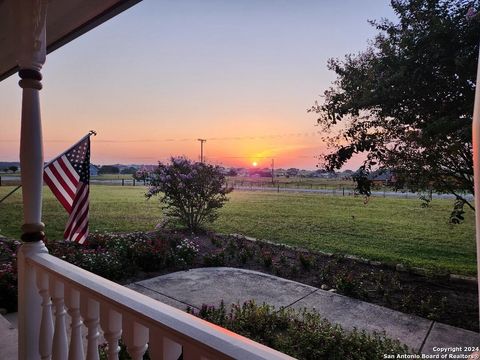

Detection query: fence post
xmin=122 ymin=179 xmax=124 ymax=186
xmin=133 ymin=179 xmax=135 ymax=186
xmin=343 ymin=187 xmax=345 ymax=196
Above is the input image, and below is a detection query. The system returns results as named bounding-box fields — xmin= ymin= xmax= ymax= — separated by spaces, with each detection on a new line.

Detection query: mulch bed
xmin=130 ymin=230 xmax=479 ymax=332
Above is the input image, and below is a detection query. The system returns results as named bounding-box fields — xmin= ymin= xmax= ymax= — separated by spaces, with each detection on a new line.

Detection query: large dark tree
xmin=310 ymin=0 xmax=480 ymax=217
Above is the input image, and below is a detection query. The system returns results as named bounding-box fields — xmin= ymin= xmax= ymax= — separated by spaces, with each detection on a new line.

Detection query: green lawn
xmin=0 ymin=185 xmax=476 ymax=275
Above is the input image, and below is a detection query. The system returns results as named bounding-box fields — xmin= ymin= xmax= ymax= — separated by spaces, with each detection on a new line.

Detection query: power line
xmin=0 ymin=131 xmax=322 ymax=144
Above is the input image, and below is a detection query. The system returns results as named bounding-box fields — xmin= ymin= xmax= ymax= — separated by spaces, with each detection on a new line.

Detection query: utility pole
xmin=197 ymin=139 xmax=206 ymax=163
xmin=271 ymin=158 xmax=275 ymax=184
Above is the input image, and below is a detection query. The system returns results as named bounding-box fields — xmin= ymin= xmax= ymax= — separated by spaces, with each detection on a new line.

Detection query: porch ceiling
xmin=0 ymin=0 xmax=141 ymax=81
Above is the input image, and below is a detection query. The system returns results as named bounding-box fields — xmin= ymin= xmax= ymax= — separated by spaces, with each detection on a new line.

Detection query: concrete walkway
xmin=127 ymin=267 xmax=480 ymax=355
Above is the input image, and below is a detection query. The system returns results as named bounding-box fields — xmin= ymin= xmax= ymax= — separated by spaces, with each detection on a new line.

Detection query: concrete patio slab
xmin=126 ymin=283 xmax=196 ymax=309
xmin=128 ymin=267 xmax=479 ymax=355
xmin=290 ymin=289 xmax=432 ymax=352
xmin=131 ymin=267 xmax=317 ymax=310
xmin=421 ymin=322 xmax=480 ymax=355
xmin=0 ymin=314 xmax=18 ymax=359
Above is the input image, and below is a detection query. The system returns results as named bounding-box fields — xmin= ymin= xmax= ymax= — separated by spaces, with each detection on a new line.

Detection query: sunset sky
xmin=0 ymin=0 xmax=394 ymax=169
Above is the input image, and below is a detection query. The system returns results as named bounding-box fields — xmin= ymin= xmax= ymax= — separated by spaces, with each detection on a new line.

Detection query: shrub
xmin=298 ymin=253 xmax=313 ymax=271
xmin=146 ymin=157 xmax=232 ymax=232
xmin=0 ymin=240 xmax=20 ymax=312
xmin=173 ymin=238 xmax=199 ymax=266
xmin=203 ymin=252 xmax=225 ymax=267
xmin=0 ymin=262 xmax=17 ymax=312
xmin=239 ymin=249 xmax=249 ymax=264
xmin=334 ymin=271 xmax=358 ymax=296
xmin=261 ymin=251 xmax=273 ymax=268
xmin=130 ymin=237 xmax=169 ymax=272
xmin=188 ymin=300 xmax=409 ymax=360
xmin=77 ymin=249 xmax=125 ymax=280
xmin=99 ymin=339 xmax=150 ymax=360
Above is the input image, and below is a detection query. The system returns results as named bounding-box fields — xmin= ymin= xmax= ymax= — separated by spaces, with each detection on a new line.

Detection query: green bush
xmin=173 ymin=238 xmax=199 ymax=266
xmin=188 ymin=300 xmax=409 ymax=360
xmin=130 ymin=237 xmax=169 ymax=272
xmin=146 ymin=157 xmax=232 ymax=232
xmin=203 ymin=252 xmax=225 ymax=267
xmin=0 ymin=240 xmax=19 ymax=312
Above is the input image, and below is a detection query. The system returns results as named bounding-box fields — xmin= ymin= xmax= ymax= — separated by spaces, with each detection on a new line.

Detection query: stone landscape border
xmin=229 ymin=233 xmax=478 ymax=286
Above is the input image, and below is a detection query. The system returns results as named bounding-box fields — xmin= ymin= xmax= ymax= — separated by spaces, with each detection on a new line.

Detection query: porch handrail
xmin=25 ymin=251 xmax=295 ymax=360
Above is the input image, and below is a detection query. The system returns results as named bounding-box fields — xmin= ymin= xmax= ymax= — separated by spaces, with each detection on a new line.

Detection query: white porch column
xmin=15 ymin=1 xmax=49 ymax=359
xmin=473 ymin=44 xmax=480 ymax=330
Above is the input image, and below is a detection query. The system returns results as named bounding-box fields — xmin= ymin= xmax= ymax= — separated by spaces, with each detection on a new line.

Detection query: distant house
xmin=89 ymin=164 xmax=99 ymax=176
xmin=311 ymin=169 xmax=337 ymax=178
xmin=369 ymin=170 xmax=396 ymax=186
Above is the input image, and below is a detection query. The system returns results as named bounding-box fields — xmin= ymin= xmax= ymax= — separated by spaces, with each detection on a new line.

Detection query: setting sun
xmin=252 ymin=161 xmax=258 ymax=167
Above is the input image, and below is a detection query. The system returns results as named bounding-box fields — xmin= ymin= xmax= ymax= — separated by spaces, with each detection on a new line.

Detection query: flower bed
xmin=97 ymin=301 xmax=409 ymax=360
xmin=188 ymin=301 xmax=409 ymax=359
xmin=0 ymin=230 xmax=477 ymax=332
xmin=0 ymin=231 xmax=199 ymax=312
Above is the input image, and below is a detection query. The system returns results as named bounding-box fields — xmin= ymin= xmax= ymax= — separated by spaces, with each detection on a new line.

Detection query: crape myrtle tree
xmin=309 ymin=0 xmax=480 ymax=222
xmin=146 ymin=157 xmax=232 ymax=232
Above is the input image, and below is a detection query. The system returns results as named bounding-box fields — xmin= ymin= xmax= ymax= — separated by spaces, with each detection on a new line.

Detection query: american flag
xmin=43 ymin=135 xmax=91 ymax=244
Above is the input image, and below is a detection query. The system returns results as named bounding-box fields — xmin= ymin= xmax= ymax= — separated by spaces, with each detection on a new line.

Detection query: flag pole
xmin=0 ymin=130 xmax=96 ymax=205
xmin=0 ymin=185 xmax=22 ymax=204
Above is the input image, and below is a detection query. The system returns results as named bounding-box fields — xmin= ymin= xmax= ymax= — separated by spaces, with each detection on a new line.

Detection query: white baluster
xmin=80 ymin=296 xmax=100 ymax=360
xmin=100 ymin=304 xmax=122 ymax=360
xmin=148 ymin=329 xmax=184 ymax=360
xmin=122 ymin=317 xmax=149 ymax=360
xmin=50 ymin=278 xmax=68 ymax=360
xmin=163 ymin=337 xmax=182 ymax=360
xmin=36 ymin=269 xmax=53 ymax=360
xmin=65 ymin=286 xmax=84 ymax=360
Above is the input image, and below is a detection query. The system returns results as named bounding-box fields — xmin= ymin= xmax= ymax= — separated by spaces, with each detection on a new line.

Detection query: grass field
xmin=0 ymin=185 xmax=476 ymax=275
xmin=227 ymin=176 xmax=355 ymax=189
xmin=1 ymin=173 xmax=134 ymax=180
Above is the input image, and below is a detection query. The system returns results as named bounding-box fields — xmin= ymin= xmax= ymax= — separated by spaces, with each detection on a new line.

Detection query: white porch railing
xmin=18 ymin=248 xmax=295 ymax=360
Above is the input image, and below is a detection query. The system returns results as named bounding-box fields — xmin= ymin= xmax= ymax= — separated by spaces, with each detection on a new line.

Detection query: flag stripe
xmin=71 ymin=214 xmax=89 ymax=242
xmin=64 ymin=189 xmax=89 ymax=240
xmin=64 ymin=194 xmax=88 ymax=239
xmin=70 ymin=210 xmax=89 ymax=243
xmin=66 ymin=207 xmax=88 ymax=241
xmin=48 ymin=163 xmax=76 ymax=200
xmin=44 ymin=169 xmax=73 ymax=212
xmin=53 ymin=161 xmax=76 ymax=194
xmin=64 ymin=182 xmax=88 ymax=228
xmin=64 ymin=184 xmax=89 ymax=238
